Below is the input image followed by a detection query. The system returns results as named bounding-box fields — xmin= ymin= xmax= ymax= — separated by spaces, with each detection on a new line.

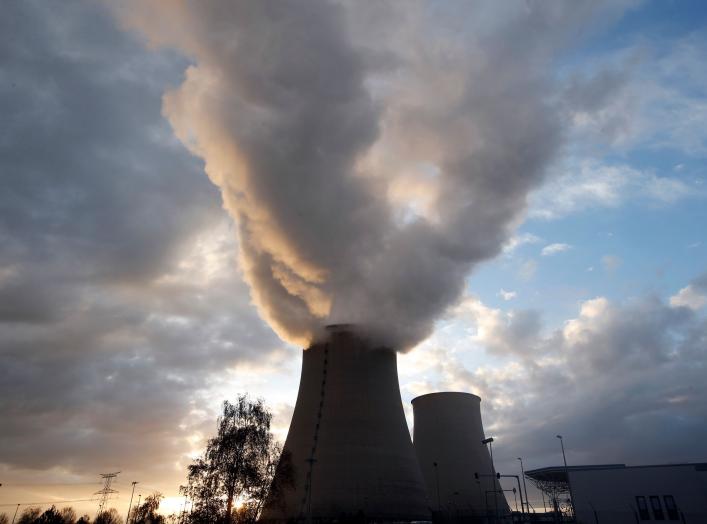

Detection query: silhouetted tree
xmin=17 ymin=508 xmax=42 ymax=524
xmin=94 ymin=509 xmax=120 ymax=524
xmin=76 ymin=516 xmax=91 ymax=524
xmin=13 ymin=505 xmax=82 ymax=524
xmin=180 ymin=396 xmax=291 ymax=524
xmin=59 ymin=507 xmax=77 ymax=524
xmin=32 ymin=505 xmax=78 ymax=524
xmin=0 ymin=513 xmax=10 ymax=524
xmin=129 ymin=493 xmax=165 ymax=524
xmin=36 ymin=506 xmax=64 ymax=524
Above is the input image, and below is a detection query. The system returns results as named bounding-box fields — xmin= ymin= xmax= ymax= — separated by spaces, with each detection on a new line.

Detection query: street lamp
xmin=126 ymin=481 xmax=138 ymax=524
xmin=556 ymin=435 xmax=576 ymax=522
xmin=518 ymin=457 xmax=530 ymax=513
xmin=481 ymin=437 xmax=498 ymax=522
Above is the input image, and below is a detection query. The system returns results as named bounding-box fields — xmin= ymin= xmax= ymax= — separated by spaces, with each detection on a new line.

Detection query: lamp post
xmin=481 ymin=437 xmax=498 ymax=523
xmin=126 ymin=481 xmax=138 ymax=524
xmin=518 ymin=457 xmax=530 ymax=514
xmin=556 ymin=435 xmax=576 ymax=522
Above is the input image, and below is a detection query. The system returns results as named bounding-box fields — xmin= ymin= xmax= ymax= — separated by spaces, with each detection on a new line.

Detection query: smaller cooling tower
xmin=260 ymin=325 xmax=430 ymax=522
xmin=412 ymin=392 xmax=511 ymax=519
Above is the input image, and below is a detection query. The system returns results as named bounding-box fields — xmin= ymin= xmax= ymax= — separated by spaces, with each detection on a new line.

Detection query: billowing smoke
xmin=114 ymin=1 xmax=609 ymax=349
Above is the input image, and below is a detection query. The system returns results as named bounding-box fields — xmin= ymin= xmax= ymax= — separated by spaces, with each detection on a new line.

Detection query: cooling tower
xmin=412 ymin=392 xmax=511 ymax=519
xmin=261 ymin=325 xmax=431 ymax=522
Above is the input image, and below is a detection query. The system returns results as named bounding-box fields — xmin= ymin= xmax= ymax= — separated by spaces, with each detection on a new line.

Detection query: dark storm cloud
xmin=114 ymin=0 xmax=633 ymax=349
xmin=0 ymin=1 xmax=214 ymax=287
xmin=0 ymin=0 xmax=283 ymax=482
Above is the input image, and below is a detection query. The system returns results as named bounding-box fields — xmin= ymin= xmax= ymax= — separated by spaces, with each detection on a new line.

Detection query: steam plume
xmin=115 ymin=1 xmax=605 ymax=349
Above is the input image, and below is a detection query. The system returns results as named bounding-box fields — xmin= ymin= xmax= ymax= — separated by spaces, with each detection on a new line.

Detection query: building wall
xmin=412 ymin=392 xmax=511 ymax=520
xmin=570 ymin=464 xmax=707 ymax=524
xmin=260 ymin=326 xmax=430 ymax=522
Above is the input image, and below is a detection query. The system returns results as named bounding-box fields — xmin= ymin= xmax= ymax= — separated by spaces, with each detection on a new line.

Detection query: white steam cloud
xmin=114 ymin=1 xmax=616 ymax=349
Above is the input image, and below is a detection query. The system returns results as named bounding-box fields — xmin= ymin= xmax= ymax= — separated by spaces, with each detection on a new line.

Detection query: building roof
xmin=525 ymin=463 xmax=707 ymax=483
xmin=525 ymin=464 xmax=625 ymax=483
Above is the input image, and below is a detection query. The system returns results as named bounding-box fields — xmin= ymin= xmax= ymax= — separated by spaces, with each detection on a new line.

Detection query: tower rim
xmin=411 ymin=391 xmax=481 ymax=404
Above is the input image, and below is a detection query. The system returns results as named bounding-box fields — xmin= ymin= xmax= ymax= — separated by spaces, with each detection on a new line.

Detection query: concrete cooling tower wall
xmin=260 ymin=325 xmax=431 ymax=522
xmin=412 ymin=392 xmax=511 ymax=520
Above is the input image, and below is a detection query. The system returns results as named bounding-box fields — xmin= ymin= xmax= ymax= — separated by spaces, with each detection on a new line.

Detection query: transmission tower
xmin=94 ymin=471 xmax=121 ymax=515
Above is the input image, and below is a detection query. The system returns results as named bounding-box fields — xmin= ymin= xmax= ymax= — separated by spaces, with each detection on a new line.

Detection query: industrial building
xmin=261 ymin=324 xmax=516 ymax=523
xmin=260 ymin=325 xmax=431 ymax=522
xmin=412 ymin=392 xmax=511 ymax=521
xmin=525 ymin=463 xmax=707 ymax=523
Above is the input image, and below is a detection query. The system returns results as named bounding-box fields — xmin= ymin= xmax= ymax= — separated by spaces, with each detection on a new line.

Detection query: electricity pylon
xmin=95 ymin=471 xmax=121 ymax=516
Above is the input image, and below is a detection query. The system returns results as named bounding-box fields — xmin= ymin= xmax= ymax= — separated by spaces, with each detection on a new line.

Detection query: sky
xmin=1 ymin=0 xmax=706 ymax=518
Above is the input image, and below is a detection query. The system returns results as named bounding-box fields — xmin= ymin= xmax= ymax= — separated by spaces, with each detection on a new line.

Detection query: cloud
xmin=0 ymin=1 xmax=291 ymax=500
xmin=498 ymin=289 xmax=517 ymax=301
xmin=530 ymin=160 xmax=693 ymax=220
xmin=670 ymin=286 xmax=707 ymax=310
xmin=562 ymin=33 xmax=707 ymax=155
xmin=404 ymin=290 xmax=707 ymax=478
xmin=541 ymin=243 xmax=572 ymax=256
xmin=0 ymin=219 xmax=290 ymax=488
xmin=502 ymin=233 xmax=542 ymax=257
xmin=526 ymin=33 xmax=707 ymax=222
xmin=670 ymin=273 xmax=707 ymax=310
xmin=110 ymin=1 xmax=631 ymax=349
xmin=453 ymin=297 xmax=541 ymax=357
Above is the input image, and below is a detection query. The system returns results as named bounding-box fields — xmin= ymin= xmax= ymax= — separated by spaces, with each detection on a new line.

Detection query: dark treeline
xmin=2 ymin=493 xmax=169 ymax=524
xmin=1 ymin=506 xmax=117 ymax=524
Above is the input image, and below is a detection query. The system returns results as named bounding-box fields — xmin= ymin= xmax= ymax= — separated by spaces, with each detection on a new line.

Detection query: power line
xmin=0 ymin=498 xmax=99 ymax=507
xmin=2 ymin=483 xmax=97 ymax=487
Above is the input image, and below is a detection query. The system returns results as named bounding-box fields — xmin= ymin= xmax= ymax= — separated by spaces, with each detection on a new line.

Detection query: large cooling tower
xmin=412 ymin=392 xmax=511 ymax=519
xmin=261 ymin=325 xmax=431 ymax=522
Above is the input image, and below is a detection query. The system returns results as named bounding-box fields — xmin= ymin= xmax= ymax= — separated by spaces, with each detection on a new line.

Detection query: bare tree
xmin=0 ymin=513 xmax=10 ymax=524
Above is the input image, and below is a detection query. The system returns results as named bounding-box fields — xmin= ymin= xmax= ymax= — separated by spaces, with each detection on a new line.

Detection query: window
xmin=663 ymin=495 xmax=679 ymax=520
xmin=650 ymin=496 xmax=665 ymax=520
xmin=636 ymin=496 xmax=650 ymax=520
